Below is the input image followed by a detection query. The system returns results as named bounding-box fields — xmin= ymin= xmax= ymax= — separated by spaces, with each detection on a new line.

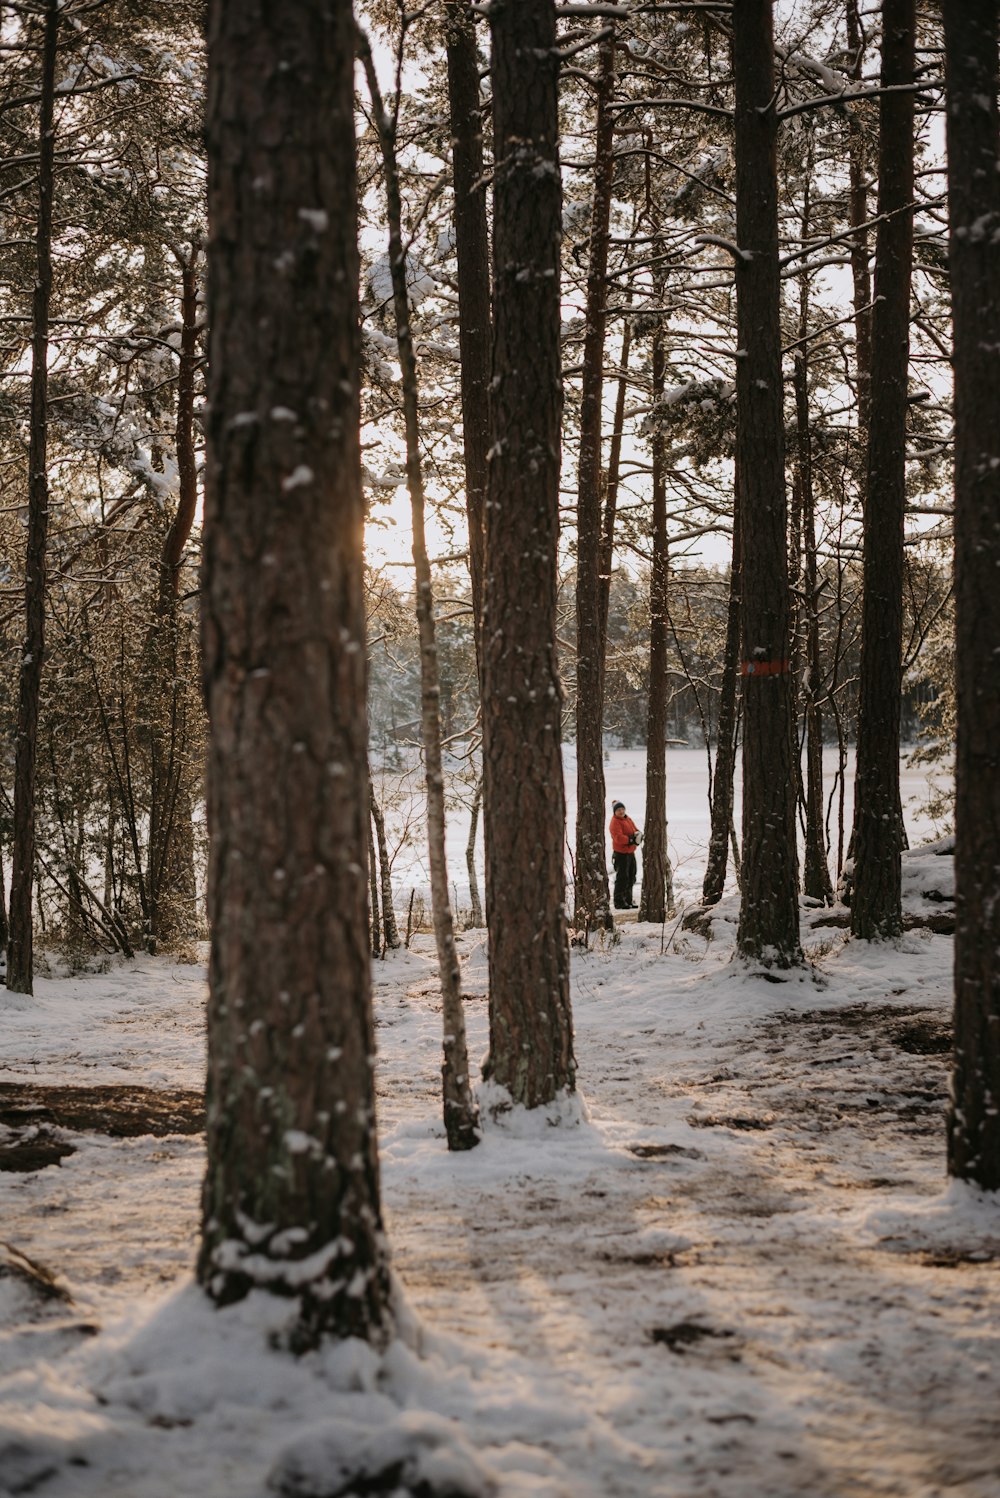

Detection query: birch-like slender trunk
xmin=370 ymin=786 xmax=400 ymax=949
xmin=465 ymin=777 xmax=484 ymax=929
xmin=639 ymin=324 xmax=674 ymax=924
xmin=360 ymin=33 xmax=479 ymax=1151
xmin=574 ymin=28 xmax=616 ymax=932
xmin=6 ymin=0 xmax=59 ymax=995
xmin=702 ymin=461 xmax=742 ymax=907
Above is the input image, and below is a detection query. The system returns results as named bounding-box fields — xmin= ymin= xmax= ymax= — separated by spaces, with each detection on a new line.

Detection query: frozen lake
xmin=373 ymin=745 xmax=952 ymax=913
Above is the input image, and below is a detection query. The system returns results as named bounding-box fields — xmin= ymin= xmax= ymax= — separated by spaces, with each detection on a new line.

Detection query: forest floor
xmin=1 ymin=842 xmax=999 ymax=1498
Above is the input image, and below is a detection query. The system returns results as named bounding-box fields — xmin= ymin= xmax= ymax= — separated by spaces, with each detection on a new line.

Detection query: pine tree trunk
xmin=574 ymin=28 xmax=616 ymax=932
xmin=851 ymin=0 xmax=915 ymax=941
xmin=359 ymin=36 xmax=480 ymax=1152
xmin=639 ymin=325 xmax=674 ymax=924
xmin=6 ymin=0 xmax=58 ymax=996
xmin=732 ymin=0 xmax=801 ymax=967
xmin=702 ymin=462 xmax=742 ymax=906
xmin=483 ymin=0 xmax=575 ymax=1107
xmin=370 ymin=786 xmax=400 ymax=949
xmin=465 ymin=776 xmax=484 ymax=929
xmin=942 ymin=0 xmax=1000 ymax=1190
xmin=445 ymin=0 xmax=491 ymax=670
xmin=199 ymin=0 xmax=391 ymax=1346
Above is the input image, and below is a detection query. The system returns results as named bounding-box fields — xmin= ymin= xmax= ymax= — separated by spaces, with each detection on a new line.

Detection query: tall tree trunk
xmin=732 ymin=0 xmax=801 ymax=968
xmin=639 ymin=324 xmax=674 ymax=924
xmin=846 ymin=0 xmax=873 ymax=453
xmin=942 ymin=0 xmax=1000 ymax=1191
xmin=465 ymin=776 xmax=484 ymax=929
xmin=445 ymin=0 xmax=491 ymax=670
xmin=574 ymin=28 xmax=616 ymax=932
xmin=6 ymin=0 xmax=58 ymax=996
xmin=794 ymin=180 xmax=834 ymax=906
xmin=359 ymin=35 xmax=480 ymax=1152
xmin=851 ymin=0 xmax=915 ymax=941
xmin=483 ymin=0 xmax=574 ymax=1106
xmin=369 ymin=784 xmax=400 ymax=949
xmin=368 ymin=814 xmax=381 ymax=957
xmin=702 ymin=460 xmax=742 ymax=906
xmin=798 ymin=345 xmax=832 ymax=905
xmin=149 ymin=247 xmax=201 ymax=949
xmin=597 ymin=317 xmax=631 ymax=656
xmin=0 ymin=842 xmax=8 ymax=954
xmin=199 ymin=0 xmax=391 ymax=1347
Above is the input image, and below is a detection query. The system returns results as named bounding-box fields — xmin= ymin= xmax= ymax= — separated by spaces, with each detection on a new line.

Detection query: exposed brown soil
xmin=0 ymin=1084 xmax=205 ymax=1174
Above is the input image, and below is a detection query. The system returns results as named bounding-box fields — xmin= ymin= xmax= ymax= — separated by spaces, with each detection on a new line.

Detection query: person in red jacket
xmin=609 ymin=800 xmax=640 ymax=910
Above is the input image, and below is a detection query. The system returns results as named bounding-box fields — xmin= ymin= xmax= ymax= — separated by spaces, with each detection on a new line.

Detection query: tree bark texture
xmin=574 ymin=28 xmax=616 ymax=932
xmin=639 ymin=325 xmax=674 ymax=924
xmin=445 ymin=0 xmax=491 ymax=671
xmin=851 ymin=0 xmax=915 ymax=941
xmin=483 ymin=0 xmax=575 ymax=1106
xmin=6 ymin=0 xmax=58 ymax=996
xmin=732 ymin=0 xmax=801 ymax=967
xmin=702 ymin=462 xmax=742 ymax=907
xmin=942 ymin=0 xmax=1000 ymax=1190
xmin=359 ymin=37 xmax=480 ymax=1152
xmin=199 ymin=0 xmax=391 ymax=1345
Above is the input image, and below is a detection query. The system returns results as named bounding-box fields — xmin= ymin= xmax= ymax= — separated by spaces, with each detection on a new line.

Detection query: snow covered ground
xmin=377 ymin=746 xmax=951 ymax=912
xmin=1 ymin=831 xmax=998 ymax=1498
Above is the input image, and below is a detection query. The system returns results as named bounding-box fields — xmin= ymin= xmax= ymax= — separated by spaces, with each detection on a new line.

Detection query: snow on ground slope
xmin=1 ymin=866 xmax=998 ymax=1497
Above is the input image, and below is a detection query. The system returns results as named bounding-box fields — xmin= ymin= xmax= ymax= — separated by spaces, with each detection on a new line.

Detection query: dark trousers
xmin=613 ymin=851 xmax=637 ymax=909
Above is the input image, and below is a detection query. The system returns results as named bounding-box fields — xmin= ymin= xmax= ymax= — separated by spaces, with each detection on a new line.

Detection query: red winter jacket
xmin=609 ymin=812 xmax=639 ymax=855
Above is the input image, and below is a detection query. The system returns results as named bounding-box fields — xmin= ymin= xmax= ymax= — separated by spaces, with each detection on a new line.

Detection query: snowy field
xmin=2 ymin=829 xmax=999 ymax=1497
xmin=376 ymin=746 xmax=951 ymax=913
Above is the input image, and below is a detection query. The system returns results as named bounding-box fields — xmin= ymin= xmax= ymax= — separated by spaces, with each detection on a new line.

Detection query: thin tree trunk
xmin=794 ymin=195 xmax=833 ymax=905
xmin=199 ymin=0 xmax=391 ymax=1346
xmin=149 ymin=247 xmax=201 ymax=949
xmin=574 ymin=28 xmax=616 ymax=932
xmin=445 ymin=0 xmax=491 ymax=670
xmin=359 ymin=34 xmax=480 ymax=1151
xmin=639 ymin=324 xmax=674 ymax=924
xmin=465 ymin=776 xmax=484 ymax=929
xmin=846 ymin=0 xmax=872 ymax=452
xmin=851 ymin=0 xmax=915 ymax=941
xmin=370 ymin=785 xmax=400 ymax=949
xmin=483 ymin=0 xmax=574 ymax=1107
xmin=732 ymin=0 xmax=801 ymax=968
xmin=368 ymin=814 xmax=381 ymax=956
xmin=6 ymin=0 xmax=58 ymax=996
xmin=942 ymin=0 xmax=1000 ymax=1190
xmin=0 ymin=842 xmax=8 ymax=954
xmin=702 ymin=461 xmax=742 ymax=906
xmin=597 ymin=317 xmax=631 ymax=656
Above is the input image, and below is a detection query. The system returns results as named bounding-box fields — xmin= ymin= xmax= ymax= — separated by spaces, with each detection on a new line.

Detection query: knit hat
xmin=612 ymin=800 xmax=625 ymax=811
